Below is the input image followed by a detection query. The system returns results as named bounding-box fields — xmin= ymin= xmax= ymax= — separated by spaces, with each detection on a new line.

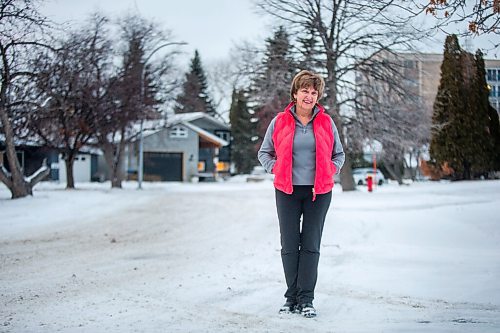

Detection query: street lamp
xmin=137 ymin=41 xmax=185 ymax=190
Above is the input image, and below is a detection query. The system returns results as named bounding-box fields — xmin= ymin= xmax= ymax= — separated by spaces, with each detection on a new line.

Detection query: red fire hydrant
xmin=366 ymin=175 xmax=373 ymax=192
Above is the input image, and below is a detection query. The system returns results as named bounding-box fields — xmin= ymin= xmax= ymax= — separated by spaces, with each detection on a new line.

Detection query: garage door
xmin=144 ymin=152 xmax=182 ymax=181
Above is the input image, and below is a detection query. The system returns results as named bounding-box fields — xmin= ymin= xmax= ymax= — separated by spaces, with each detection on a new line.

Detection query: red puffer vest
xmin=272 ymin=102 xmax=336 ymax=200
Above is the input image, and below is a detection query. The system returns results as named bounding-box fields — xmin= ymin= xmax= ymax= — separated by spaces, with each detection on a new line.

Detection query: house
xmin=125 ymin=112 xmax=231 ymax=182
xmin=0 ymin=135 xmax=99 ymax=183
xmin=1 ymin=112 xmax=231 ymax=184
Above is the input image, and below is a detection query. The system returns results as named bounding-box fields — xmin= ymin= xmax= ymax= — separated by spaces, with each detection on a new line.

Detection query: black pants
xmin=275 ymin=186 xmax=332 ymax=305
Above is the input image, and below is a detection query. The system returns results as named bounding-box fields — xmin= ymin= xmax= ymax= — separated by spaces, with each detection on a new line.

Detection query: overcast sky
xmin=40 ymin=0 xmax=271 ymax=66
xmin=40 ymin=0 xmax=498 ymax=67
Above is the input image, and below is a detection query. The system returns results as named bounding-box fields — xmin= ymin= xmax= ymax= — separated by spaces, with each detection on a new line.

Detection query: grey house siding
xmin=142 ymin=125 xmax=198 ymax=181
xmin=117 ymin=114 xmax=230 ymax=183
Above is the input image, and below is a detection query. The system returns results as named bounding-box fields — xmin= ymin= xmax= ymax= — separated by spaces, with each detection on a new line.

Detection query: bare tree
xmin=30 ymin=15 xmax=113 ymax=189
xmin=206 ymin=60 xmax=237 ymax=123
xmin=355 ymin=51 xmax=431 ymax=184
xmin=0 ymin=0 xmax=51 ymax=198
xmin=422 ymin=0 xmax=499 ymax=42
xmin=206 ymin=42 xmax=263 ymax=123
xmin=251 ymin=26 xmax=297 ymax=145
xmin=96 ymin=14 xmax=183 ymax=188
xmin=255 ymin=0 xmax=429 ymax=190
xmin=359 ymin=81 xmax=430 ymax=183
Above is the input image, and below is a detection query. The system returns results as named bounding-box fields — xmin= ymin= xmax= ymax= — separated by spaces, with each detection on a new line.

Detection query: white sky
xmin=40 ymin=0 xmax=499 ymax=67
xmin=40 ymin=0 xmax=271 ymax=65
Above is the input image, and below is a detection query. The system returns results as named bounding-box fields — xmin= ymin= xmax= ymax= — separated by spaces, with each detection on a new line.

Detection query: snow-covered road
xmin=1 ymin=180 xmax=499 ymax=332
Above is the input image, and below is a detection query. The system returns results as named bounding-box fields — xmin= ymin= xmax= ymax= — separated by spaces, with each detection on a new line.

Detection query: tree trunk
xmin=331 ymin=111 xmax=355 ymax=191
xmin=463 ymin=160 xmax=471 ymax=180
xmin=385 ymin=157 xmax=404 ymax=185
xmin=339 ymin=155 xmax=355 ymax=191
xmin=324 ymin=65 xmax=355 ymax=192
xmin=0 ymin=108 xmax=31 ymax=198
xmin=64 ymin=155 xmax=76 ymax=189
xmin=102 ymin=139 xmax=125 ymax=189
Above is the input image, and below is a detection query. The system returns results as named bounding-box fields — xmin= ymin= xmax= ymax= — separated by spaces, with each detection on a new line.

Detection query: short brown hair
xmin=290 ymin=70 xmax=325 ymax=102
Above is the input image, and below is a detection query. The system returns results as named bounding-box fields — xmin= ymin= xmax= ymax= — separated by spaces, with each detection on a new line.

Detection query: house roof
xmin=169 ymin=112 xmax=230 ymax=130
xmin=2 ymin=112 xmax=229 ymax=148
xmin=0 ymin=133 xmax=42 ymax=147
xmin=135 ymin=112 xmax=230 ymax=146
xmin=0 ymin=134 xmax=102 ymax=154
xmin=180 ymin=122 xmax=228 ymax=147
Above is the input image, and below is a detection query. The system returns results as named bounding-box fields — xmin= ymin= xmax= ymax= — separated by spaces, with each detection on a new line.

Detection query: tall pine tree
xmin=470 ymin=50 xmax=497 ymax=174
xmin=430 ymin=35 xmax=498 ymax=179
xmin=430 ymin=35 xmax=465 ymax=179
xmin=476 ymin=49 xmax=500 ymax=171
xmin=296 ymin=21 xmax=324 ymax=74
xmin=487 ymin=103 xmax=500 ymax=171
xmin=174 ymin=50 xmax=215 ymax=116
xmin=251 ymin=26 xmax=297 ymax=144
xmin=229 ymin=89 xmax=256 ymax=174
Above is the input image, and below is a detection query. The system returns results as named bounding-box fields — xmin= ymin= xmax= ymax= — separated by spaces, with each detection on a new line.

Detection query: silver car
xmin=352 ymin=168 xmax=385 ymax=186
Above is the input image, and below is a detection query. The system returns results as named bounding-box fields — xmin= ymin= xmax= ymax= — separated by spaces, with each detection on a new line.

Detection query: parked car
xmin=352 ymin=168 xmax=385 ymax=186
xmin=246 ymin=166 xmax=274 ymax=182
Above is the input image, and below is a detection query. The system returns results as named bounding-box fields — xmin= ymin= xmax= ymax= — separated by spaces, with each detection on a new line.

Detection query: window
xmin=491 ymin=85 xmax=497 ymax=98
xmin=215 ymin=131 xmax=230 ymax=142
xmin=404 ymin=60 xmax=415 ymax=69
xmin=169 ymin=126 xmax=188 ymax=138
xmin=487 ymin=69 xmax=495 ymax=81
xmin=216 ymin=162 xmax=230 ymax=172
xmin=486 ymin=68 xmax=500 ymax=82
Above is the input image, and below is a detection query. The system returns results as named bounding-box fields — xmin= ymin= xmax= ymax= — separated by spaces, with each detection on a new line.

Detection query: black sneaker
xmin=298 ymin=303 xmax=316 ymax=318
xmin=279 ymin=301 xmax=297 ymax=314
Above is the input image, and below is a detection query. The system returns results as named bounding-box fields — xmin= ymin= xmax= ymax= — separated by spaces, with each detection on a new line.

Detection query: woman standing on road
xmin=258 ymin=70 xmax=345 ymax=318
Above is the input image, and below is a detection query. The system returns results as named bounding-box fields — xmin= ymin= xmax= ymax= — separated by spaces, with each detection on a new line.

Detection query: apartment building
xmin=486 ymin=66 xmax=500 ymax=113
xmin=395 ymin=53 xmax=500 ymax=116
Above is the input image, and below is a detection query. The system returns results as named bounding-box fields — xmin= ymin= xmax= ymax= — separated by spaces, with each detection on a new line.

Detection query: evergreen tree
xmin=251 ymin=26 xmax=297 ymax=143
xmin=296 ymin=21 xmax=324 ymax=74
xmin=477 ymin=49 xmax=500 ymax=171
xmin=430 ymin=35 xmax=498 ymax=179
xmin=470 ymin=50 xmax=497 ymax=173
xmin=117 ymin=30 xmax=156 ymax=123
xmin=174 ymin=50 xmax=215 ymax=116
xmin=430 ymin=35 xmax=465 ymax=178
xmin=229 ymin=89 xmax=256 ymax=174
xmin=487 ymin=104 xmax=500 ymax=171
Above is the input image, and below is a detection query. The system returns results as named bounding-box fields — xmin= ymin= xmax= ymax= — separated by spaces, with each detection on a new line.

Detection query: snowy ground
xmin=1 ymin=179 xmax=499 ymax=333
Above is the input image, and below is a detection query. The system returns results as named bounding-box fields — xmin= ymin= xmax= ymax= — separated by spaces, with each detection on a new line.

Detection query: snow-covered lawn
xmin=1 ymin=179 xmax=499 ymax=332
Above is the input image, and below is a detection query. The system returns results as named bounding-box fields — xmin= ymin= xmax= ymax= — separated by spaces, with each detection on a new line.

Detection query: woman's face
xmin=293 ymin=86 xmax=318 ymax=113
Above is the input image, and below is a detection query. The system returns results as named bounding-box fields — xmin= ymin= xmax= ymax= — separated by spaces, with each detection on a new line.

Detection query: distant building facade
xmin=356 ymin=51 xmax=500 ymax=118
xmin=395 ymin=53 xmax=500 ymax=116
xmin=486 ymin=64 xmax=500 ymax=114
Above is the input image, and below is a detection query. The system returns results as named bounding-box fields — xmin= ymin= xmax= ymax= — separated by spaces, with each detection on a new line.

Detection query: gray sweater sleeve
xmin=257 ymin=117 xmax=277 ymax=174
xmin=331 ymin=117 xmax=345 ymax=174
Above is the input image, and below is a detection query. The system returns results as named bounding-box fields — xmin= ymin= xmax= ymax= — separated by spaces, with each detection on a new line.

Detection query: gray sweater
xmin=258 ymin=106 xmax=345 ymax=185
